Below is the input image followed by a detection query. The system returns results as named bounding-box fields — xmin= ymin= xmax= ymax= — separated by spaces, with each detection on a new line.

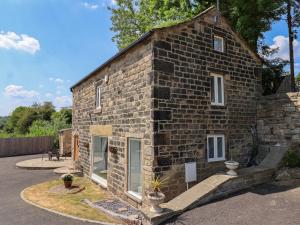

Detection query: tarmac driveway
xmin=0 ymin=154 xmax=96 ymax=225
xmin=163 ymin=178 xmax=300 ymax=225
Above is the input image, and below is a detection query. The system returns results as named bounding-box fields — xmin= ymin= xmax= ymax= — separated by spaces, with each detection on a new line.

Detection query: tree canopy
xmin=2 ymin=103 xmax=72 ymax=138
xmin=109 ymin=0 xmax=284 ymax=50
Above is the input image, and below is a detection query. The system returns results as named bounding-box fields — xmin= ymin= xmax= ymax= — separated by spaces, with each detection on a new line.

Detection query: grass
xmin=23 ymin=177 xmax=120 ymax=224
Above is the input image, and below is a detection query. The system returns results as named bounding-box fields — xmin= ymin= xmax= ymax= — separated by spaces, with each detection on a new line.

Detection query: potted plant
xmin=148 ymin=176 xmax=167 ymax=214
xmin=62 ymin=174 xmax=73 ymax=188
xmin=225 ymin=148 xmax=239 ymax=176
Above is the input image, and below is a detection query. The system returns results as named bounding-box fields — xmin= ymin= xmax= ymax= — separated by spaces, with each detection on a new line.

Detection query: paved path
xmin=0 ymin=154 xmax=96 ymax=225
xmin=163 ymin=179 xmax=300 ymax=225
xmin=16 ymin=157 xmax=73 ymax=170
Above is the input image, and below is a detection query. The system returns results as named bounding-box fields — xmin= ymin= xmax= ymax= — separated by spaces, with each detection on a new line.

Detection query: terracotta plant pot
xmin=148 ymin=192 xmax=165 ymax=213
xmin=225 ymin=161 xmax=239 ymax=176
xmin=64 ymin=180 xmax=73 ymax=188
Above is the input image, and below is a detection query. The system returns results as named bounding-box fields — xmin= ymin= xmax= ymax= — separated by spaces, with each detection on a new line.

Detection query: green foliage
xmin=28 ymin=120 xmax=55 ymax=136
xmin=109 ymin=0 xmax=199 ymax=49
xmin=261 ymin=46 xmax=289 ymax=94
xmin=109 ymin=0 xmax=284 ymax=51
xmin=283 ymin=150 xmax=300 ymax=168
xmin=296 ymin=72 xmax=300 ymax=81
xmin=62 ymin=174 xmax=74 ymax=182
xmin=4 ymin=102 xmax=55 ymax=134
xmin=1 ymin=103 xmax=72 ymax=140
xmin=0 ymin=116 xmax=8 ymax=131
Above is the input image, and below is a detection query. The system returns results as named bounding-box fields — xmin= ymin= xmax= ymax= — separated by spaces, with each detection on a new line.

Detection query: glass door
xmin=127 ymin=138 xmax=142 ymax=199
xmin=92 ymin=136 xmax=108 ymax=185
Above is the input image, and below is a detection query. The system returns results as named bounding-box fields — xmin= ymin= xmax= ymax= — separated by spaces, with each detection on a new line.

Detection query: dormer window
xmin=96 ymin=86 xmax=101 ymax=109
xmin=214 ymin=36 xmax=224 ymax=52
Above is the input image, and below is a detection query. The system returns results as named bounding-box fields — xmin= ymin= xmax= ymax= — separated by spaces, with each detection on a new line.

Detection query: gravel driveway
xmin=0 ymin=154 xmax=97 ymax=225
xmin=163 ymin=179 xmax=300 ymax=225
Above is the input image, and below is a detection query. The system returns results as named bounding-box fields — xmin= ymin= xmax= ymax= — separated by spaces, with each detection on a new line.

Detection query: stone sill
xmin=93 ymin=107 xmax=102 ymax=114
xmin=125 ymin=191 xmax=143 ymax=204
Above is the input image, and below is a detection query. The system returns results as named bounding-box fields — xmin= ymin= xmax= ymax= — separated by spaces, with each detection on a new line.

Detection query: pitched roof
xmin=71 ymin=6 xmax=261 ymax=91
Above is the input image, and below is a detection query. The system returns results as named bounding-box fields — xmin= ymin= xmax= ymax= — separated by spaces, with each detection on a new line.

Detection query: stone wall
xmin=257 ymin=92 xmax=300 ymax=160
xmin=72 ymin=40 xmax=154 ymax=207
xmin=72 ymin=8 xmax=262 ymax=206
xmin=151 ymin=9 xmax=261 ymax=200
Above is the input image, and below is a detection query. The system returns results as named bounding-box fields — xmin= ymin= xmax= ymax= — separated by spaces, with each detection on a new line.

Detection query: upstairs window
xmin=207 ymin=135 xmax=225 ymax=162
xmin=96 ymin=86 xmax=101 ymax=109
xmin=214 ymin=36 xmax=224 ymax=52
xmin=210 ymin=74 xmax=224 ymax=106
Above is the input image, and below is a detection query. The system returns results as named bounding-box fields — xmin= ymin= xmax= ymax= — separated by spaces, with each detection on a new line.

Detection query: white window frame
xmin=207 ymin=134 xmax=225 ymax=162
xmin=214 ymin=35 xmax=224 ymax=52
xmin=96 ymin=86 xmax=101 ymax=109
xmin=210 ymin=74 xmax=224 ymax=106
xmin=90 ymin=135 xmax=108 ymax=187
xmin=127 ymin=138 xmax=142 ymax=200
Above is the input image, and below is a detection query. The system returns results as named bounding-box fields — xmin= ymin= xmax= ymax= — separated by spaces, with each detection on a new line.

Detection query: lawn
xmin=22 ymin=176 xmax=120 ymax=224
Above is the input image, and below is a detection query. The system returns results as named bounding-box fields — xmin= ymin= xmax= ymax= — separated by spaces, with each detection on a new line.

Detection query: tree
xmin=109 ymin=0 xmax=199 ymax=49
xmin=284 ymin=0 xmax=300 ymax=91
xmin=296 ymin=72 xmax=300 ymax=81
xmin=109 ymin=0 xmax=284 ymax=51
xmin=51 ymin=108 xmax=72 ymax=125
xmin=261 ymin=46 xmax=288 ymax=94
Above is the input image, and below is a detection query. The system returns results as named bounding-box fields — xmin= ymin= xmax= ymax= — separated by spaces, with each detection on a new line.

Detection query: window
xmin=207 ymin=135 xmax=225 ymax=162
xmin=127 ymin=138 xmax=142 ymax=199
xmin=91 ymin=136 xmax=108 ymax=186
xmin=210 ymin=74 xmax=224 ymax=105
xmin=214 ymin=36 xmax=224 ymax=52
xmin=96 ymin=86 xmax=101 ymax=109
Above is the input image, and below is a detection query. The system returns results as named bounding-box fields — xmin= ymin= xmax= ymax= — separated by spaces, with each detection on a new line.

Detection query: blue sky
xmin=0 ymin=0 xmax=299 ymax=116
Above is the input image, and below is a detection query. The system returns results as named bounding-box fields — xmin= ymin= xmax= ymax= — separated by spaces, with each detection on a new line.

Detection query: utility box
xmin=185 ymin=162 xmax=197 ymax=183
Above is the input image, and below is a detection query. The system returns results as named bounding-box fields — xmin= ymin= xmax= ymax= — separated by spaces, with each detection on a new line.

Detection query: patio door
xmin=73 ymin=135 xmax=79 ymax=160
xmin=127 ymin=138 xmax=142 ymax=199
xmin=92 ymin=136 xmax=108 ymax=185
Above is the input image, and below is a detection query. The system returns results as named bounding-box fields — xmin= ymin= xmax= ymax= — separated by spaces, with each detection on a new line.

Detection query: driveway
xmin=0 ymin=154 xmax=96 ymax=225
xmin=163 ymin=179 xmax=300 ymax=225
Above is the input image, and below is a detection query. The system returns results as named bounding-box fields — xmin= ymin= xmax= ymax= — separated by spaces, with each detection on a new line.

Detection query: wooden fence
xmin=0 ymin=136 xmax=54 ymax=157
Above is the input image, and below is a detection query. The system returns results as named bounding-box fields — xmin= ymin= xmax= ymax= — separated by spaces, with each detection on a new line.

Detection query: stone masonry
xmin=72 ymin=7 xmax=262 ymax=207
xmin=257 ymin=92 xmax=300 ymax=159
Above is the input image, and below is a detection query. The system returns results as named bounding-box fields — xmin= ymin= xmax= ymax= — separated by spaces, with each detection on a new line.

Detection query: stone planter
xmin=64 ymin=180 xmax=73 ymax=188
xmin=225 ymin=161 xmax=239 ymax=176
xmin=148 ymin=192 xmax=165 ymax=213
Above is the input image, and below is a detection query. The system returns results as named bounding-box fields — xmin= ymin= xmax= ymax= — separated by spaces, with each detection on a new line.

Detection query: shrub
xmin=61 ymin=174 xmax=73 ymax=182
xmin=283 ymin=150 xmax=300 ymax=168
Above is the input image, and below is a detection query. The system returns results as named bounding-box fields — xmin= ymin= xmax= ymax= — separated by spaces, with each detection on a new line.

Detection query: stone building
xmin=71 ymin=6 xmax=262 ymax=207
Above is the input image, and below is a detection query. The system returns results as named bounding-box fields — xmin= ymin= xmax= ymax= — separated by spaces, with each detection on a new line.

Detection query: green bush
xmin=283 ymin=150 xmax=300 ymax=168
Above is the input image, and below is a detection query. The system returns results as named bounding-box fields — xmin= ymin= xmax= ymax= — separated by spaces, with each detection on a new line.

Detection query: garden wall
xmin=0 ymin=136 xmax=54 ymax=157
xmin=257 ymin=92 xmax=300 ymax=160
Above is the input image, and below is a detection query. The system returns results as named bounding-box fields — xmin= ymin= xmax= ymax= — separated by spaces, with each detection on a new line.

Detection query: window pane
xmin=214 ymin=37 xmax=223 ymax=52
xmin=128 ymin=139 xmax=142 ymax=196
xmin=217 ymin=137 xmax=223 ymax=158
xmin=93 ymin=137 xmax=108 ymax=180
xmin=210 ymin=76 xmax=215 ymax=103
xmin=217 ymin=77 xmax=223 ymax=103
xmin=208 ymin=137 xmax=214 ymax=158
xmin=96 ymin=86 xmax=101 ymax=108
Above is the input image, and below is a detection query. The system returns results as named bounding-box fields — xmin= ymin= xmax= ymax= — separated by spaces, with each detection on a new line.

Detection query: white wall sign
xmin=185 ymin=162 xmax=197 ymax=183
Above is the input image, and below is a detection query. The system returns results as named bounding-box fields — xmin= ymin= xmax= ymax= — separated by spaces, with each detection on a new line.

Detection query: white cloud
xmin=82 ymin=2 xmax=99 ymax=9
xmin=45 ymin=93 xmax=52 ymax=98
xmin=55 ymin=78 xmax=64 ymax=84
xmin=0 ymin=31 xmax=40 ymax=54
xmin=4 ymin=85 xmax=39 ymax=98
xmin=270 ymin=35 xmax=300 ymax=61
xmin=111 ymin=0 xmax=117 ymax=5
xmin=54 ymin=95 xmax=72 ymax=108
xmin=49 ymin=77 xmax=64 ymax=84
